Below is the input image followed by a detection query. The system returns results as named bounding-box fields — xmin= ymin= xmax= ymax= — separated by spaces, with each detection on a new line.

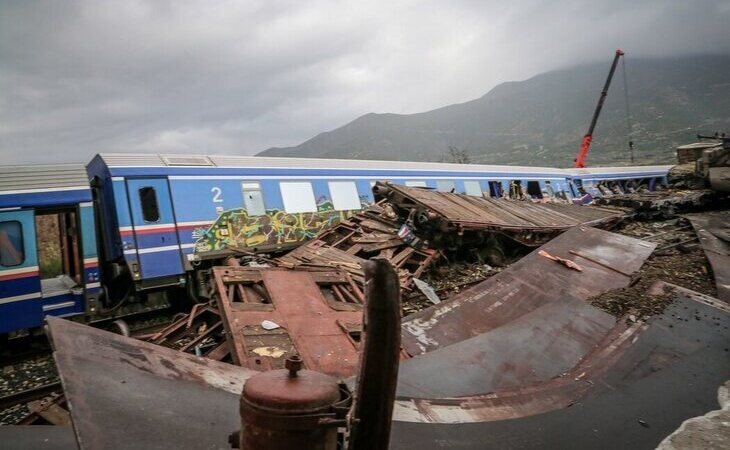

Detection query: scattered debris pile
xmin=142 ymin=304 xmax=230 ymax=361
xmin=593 ymin=189 xmax=718 ymax=219
xmin=276 ymin=202 xmax=439 ymax=291
xmin=402 ymin=263 xmax=501 ymax=314
xmin=674 ymin=135 xmax=729 ymax=192
xmin=589 ymin=218 xmax=718 ymax=318
xmin=7 ymin=176 xmax=730 ymax=449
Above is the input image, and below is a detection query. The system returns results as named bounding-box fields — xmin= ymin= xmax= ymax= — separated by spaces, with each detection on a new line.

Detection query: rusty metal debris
xmin=21 ymin=175 xmax=730 ymax=449
xmin=211 ymin=266 xmax=364 ymax=378
xmin=43 ymin=259 xmax=407 ymax=450
xmin=276 ymin=202 xmax=439 ymax=291
xmin=143 ymin=304 xmax=230 ymax=360
xmin=349 ymin=258 xmax=402 ymax=450
xmin=16 ymin=394 xmax=70 ymax=426
xmin=401 ymin=226 xmax=655 ymax=357
xmin=34 ymin=212 xmax=730 ymax=449
xmin=46 ymin=316 xmax=256 ymax=450
xmin=538 ymin=249 xmax=583 ymax=271
xmin=230 ymin=258 xmax=402 ymax=450
xmin=389 ymin=282 xmax=729 ymax=449
xmin=236 ymin=354 xmax=348 ymax=450
xmin=374 ymin=181 xmax=628 ymax=247
xmin=683 ymin=210 xmax=730 ymax=303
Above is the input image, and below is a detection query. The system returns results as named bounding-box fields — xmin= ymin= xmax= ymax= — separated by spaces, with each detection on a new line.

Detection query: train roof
xmin=95 ymin=153 xmax=567 ymax=174
xmin=0 ymin=164 xmax=91 ymax=208
xmin=571 ymin=165 xmax=673 ymax=178
xmin=94 ymin=153 xmax=672 ymax=177
xmin=0 ymin=164 xmax=90 ymax=194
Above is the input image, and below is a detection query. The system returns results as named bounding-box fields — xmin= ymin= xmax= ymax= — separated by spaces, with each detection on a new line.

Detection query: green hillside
xmin=260 ymin=54 xmax=730 ymax=167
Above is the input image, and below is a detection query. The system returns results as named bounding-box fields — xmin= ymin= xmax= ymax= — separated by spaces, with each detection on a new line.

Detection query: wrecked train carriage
xmin=373 ymin=181 xmax=628 ymax=253
xmin=211 ymin=265 xmax=368 ymax=377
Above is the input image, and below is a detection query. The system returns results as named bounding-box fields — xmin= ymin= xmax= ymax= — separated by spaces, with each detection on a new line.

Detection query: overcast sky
xmin=1 ymin=0 xmax=729 ymax=164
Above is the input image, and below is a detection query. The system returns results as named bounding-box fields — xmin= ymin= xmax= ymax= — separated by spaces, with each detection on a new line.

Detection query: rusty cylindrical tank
xmin=238 ymin=356 xmax=348 ymax=450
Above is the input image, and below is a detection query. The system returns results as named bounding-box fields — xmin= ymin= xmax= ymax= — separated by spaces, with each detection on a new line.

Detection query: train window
xmin=488 ymin=181 xmax=503 ymax=198
xmin=464 ymin=181 xmax=482 ymax=197
xmin=241 ymin=182 xmax=266 ymax=216
xmin=436 ymin=180 xmax=456 ymax=192
xmin=328 ymin=181 xmax=362 ymax=211
xmin=526 ymin=181 xmax=543 ymax=199
xmin=280 ymin=182 xmax=317 ymax=213
xmin=405 ymin=180 xmax=427 ymax=187
xmin=509 ymin=180 xmax=524 ymax=199
xmin=139 ymin=187 xmax=160 ymax=223
xmin=0 ymin=221 xmax=24 ymax=267
xmin=544 ymin=181 xmax=556 ymax=198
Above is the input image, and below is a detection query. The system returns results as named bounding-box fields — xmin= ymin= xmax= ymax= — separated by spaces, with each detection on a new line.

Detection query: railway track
xmin=0 ymin=381 xmax=63 ymax=411
xmin=0 ymin=310 xmax=175 ymax=424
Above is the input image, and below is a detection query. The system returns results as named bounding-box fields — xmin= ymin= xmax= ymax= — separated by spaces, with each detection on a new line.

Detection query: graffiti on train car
xmin=191 ymin=197 xmax=368 ymax=252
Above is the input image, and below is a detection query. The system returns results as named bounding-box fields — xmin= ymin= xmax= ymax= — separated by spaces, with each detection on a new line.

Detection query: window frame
xmin=241 ymin=182 xmax=266 ymax=216
xmin=328 ymin=181 xmax=363 ymax=211
xmin=436 ymin=180 xmax=456 ymax=193
xmin=463 ymin=180 xmax=483 ymax=197
xmin=279 ymin=181 xmax=318 ymax=214
xmin=0 ymin=220 xmax=25 ymax=267
xmin=138 ymin=186 xmax=161 ymax=223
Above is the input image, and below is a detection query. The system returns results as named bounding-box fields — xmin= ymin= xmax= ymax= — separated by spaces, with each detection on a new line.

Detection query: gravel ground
xmin=0 ymin=353 xmax=59 ymax=425
xmin=589 ymin=218 xmax=717 ymax=319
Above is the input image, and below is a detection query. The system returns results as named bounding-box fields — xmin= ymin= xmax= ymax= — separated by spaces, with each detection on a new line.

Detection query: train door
xmin=35 ymin=207 xmax=85 ymax=317
xmin=125 ymin=178 xmax=183 ymax=279
xmin=0 ymin=210 xmax=42 ymax=333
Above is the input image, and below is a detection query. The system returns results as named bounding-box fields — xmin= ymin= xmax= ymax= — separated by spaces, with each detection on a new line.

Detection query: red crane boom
xmin=574 ymin=49 xmax=625 ymax=168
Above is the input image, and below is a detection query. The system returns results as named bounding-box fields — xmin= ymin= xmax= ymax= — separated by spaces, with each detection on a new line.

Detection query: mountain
xmin=260 ymin=54 xmax=730 ymax=167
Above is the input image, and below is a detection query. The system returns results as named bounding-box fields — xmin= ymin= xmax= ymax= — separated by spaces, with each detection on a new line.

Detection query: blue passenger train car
xmin=0 ymin=153 xmax=671 ymax=335
xmin=87 ymin=154 xmax=670 ymax=299
xmin=0 ymin=165 xmax=101 ymax=334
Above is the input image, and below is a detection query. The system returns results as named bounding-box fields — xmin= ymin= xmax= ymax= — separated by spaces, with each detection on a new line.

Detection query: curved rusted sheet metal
xmin=389 ymin=283 xmax=730 ymax=449
xmin=46 ymin=316 xmax=256 ymax=450
xmin=401 ymin=226 xmax=654 ymax=356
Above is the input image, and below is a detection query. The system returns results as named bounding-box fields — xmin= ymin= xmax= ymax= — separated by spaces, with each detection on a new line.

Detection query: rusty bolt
xmin=285 ymin=355 xmax=303 ymax=377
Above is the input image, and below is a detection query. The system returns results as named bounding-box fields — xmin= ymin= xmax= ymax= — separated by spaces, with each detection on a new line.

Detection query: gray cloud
xmin=1 ymin=0 xmax=729 ymax=164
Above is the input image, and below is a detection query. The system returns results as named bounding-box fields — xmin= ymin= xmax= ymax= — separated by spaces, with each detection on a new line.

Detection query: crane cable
xmin=621 ymin=55 xmax=635 ymax=164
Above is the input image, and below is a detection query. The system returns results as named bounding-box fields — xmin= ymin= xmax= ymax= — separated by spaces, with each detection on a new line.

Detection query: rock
xmin=656 ymin=380 xmax=730 ymax=450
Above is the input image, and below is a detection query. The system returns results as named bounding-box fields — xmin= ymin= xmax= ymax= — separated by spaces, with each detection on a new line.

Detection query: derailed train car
xmin=0 ymin=165 xmax=101 ymax=334
xmin=0 ymin=154 xmax=671 ymax=335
